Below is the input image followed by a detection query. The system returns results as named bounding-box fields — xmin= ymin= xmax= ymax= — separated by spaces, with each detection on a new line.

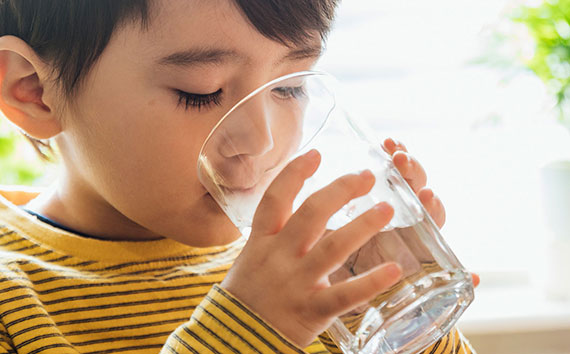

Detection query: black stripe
xmin=98 ymin=248 xmax=233 ymax=272
xmin=150 ymin=266 xmax=194 ymax=279
xmin=173 ymin=333 xmax=200 ymax=354
xmin=422 ymin=338 xmax=443 ymax=354
xmin=72 ymin=330 xmax=171 ymax=346
xmin=0 ymin=237 xmax=24 ymax=248
xmin=21 ymin=262 xmax=226 ymax=284
xmin=42 ymin=255 xmax=71 ymax=263
xmin=213 ymin=285 xmax=305 ymax=353
xmin=2 ymin=259 xmax=95 ymax=278
xmin=0 ymin=292 xmax=198 ymax=320
xmin=4 ymin=259 xmax=96 ymax=277
xmin=49 ymin=293 xmax=204 ymax=316
xmin=439 ymin=333 xmax=450 ymax=354
xmin=451 ymin=339 xmax=465 ymax=354
xmin=191 ymin=320 xmax=241 ymax=354
xmin=180 ymin=326 xmax=219 ymax=353
xmin=197 ymin=304 xmax=261 ymax=354
xmin=4 ymin=313 xmax=49 ymax=329
xmin=35 ymin=268 xmax=226 ymax=293
xmin=27 ymin=250 xmax=55 ymax=258
xmin=10 ymin=317 xmax=186 ymax=339
xmin=0 ymin=293 xmax=36 ymax=306
xmin=0 ymin=277 xmax=31 ymax=286
xmin=3 ymin=252 xmax=232 ymax=281
xmin=206 ymin=295 xmax=282 ymax=353
xmin=82 ymin=343 xmax=164 ymax=354
xmin=104 ymin=259 xmax=233 ymax=279
xmin=11 ymin=243 xmax=39 ymax=253
xmin=0 ymin=230 xmax=16 ymax=238
xmin=28 ymin=343 xmax=75 ymax=354
xmin=64 ymin=317 xmax=186 ymax=336
xmin=44 ymin=281 xmax=216 ymax=306
xmin=164 ymin=343 xmax=179 ymax=354
xmin=0 ymin=328 xmax=9 ymax=338
xmin=15 ymin=332 xmax=63 ymax=350
xmin=55 ymin=305 xmax=195 ymax=327
xmin=0 ymin=267 xmax=224 ymax=294
xmin=11 ymin=323 xmax=56 ymax=339
xmin=0 ymin=303 xmax=42 ymax=318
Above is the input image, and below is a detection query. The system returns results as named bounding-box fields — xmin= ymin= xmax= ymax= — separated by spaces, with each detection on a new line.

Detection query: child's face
xmin=55 ymin=0 xmax=321 ymax=245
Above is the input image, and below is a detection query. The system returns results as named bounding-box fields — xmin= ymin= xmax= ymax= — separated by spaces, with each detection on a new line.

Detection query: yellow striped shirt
xmin=0 ymin=190 xmax=475 ymax=354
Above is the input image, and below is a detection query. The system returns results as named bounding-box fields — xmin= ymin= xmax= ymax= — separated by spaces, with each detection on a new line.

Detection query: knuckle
xmin=298 ymin=198 xmax=319 ymax=219
xmin=334 ymin=291 xmax=353 ymax=309
xmin=322 ymin=237 xmax=343 ymax=256
xmin=336 ymin=175 xmax=359 ymax=196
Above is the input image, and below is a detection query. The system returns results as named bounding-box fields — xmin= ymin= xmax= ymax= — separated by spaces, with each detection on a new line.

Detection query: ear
xmin=0 ymin=35 xmax=62 ymax=140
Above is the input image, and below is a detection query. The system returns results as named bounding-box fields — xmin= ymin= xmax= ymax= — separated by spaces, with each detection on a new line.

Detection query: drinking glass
xmin=197 ymin=71 xmax=474 ymax=354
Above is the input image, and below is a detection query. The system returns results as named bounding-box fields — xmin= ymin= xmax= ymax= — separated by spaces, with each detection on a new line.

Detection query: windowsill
xmin=459 ymin=285 xmax=570 ymax=334
xmin=457 ymin=285 xmax=570 ymax=354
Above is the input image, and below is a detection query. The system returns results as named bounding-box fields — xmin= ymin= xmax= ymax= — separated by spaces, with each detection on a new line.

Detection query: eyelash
xmin=175 ymin=89 xmax=223 ymax=111
xmin=174 ymin=85 xmax=305 ymax=111
xmin=272 ymin=86 xmax=307 ymax=100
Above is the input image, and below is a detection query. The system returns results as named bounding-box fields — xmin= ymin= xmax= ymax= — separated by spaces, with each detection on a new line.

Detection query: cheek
xmin=72 ymin=96 xmax=212 ymax=219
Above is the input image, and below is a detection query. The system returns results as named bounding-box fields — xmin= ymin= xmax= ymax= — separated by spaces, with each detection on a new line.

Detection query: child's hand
xmin=220 ymin=150 xmax=403 ymax=347
xmin=382 ymin=138 xmax=446 ymax=229
xmin=382 ymin=138 xmax=480 ymax=288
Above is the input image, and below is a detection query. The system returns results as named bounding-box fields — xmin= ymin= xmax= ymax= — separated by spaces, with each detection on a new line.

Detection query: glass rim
xmin=198 ymin=70 xmax=333 ymax=159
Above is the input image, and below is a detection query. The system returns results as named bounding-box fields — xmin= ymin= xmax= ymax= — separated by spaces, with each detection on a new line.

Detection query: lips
xmin=219 ymin=183 xmax=258 ymax=196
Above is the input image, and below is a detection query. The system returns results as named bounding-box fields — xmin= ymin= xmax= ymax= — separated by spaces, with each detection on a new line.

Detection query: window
xmin=316 ymin=0 xmax=570 ymax=340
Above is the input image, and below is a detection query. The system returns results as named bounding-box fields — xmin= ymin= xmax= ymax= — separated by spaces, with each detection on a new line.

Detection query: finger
xmin=471 ymin=273 xmax=480 ymax=288
xmin=382 ymin=137 xmax=408 ymax=155
xmin=312 ymin=262 xmax=402 ymax=318
xmin=418 ymin=188 xmax=446 ymax=228
xmin=393 ymin=151 xmax=427 ymax=193
xmin=282 ymin=170 xmax=377 ymax=254
xmin=304 ymin=202 xmax=394 ymax=279
xmin=252 ymin=149 xmax=321 ymax=236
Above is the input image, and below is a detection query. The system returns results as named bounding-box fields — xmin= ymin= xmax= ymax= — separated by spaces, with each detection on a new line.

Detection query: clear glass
xmin=198 ymin=71 xmax=474 ymax=354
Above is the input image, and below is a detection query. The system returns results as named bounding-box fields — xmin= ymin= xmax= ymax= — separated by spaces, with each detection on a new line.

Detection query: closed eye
xmin=175 ymin=89 xmax=223 ymax=111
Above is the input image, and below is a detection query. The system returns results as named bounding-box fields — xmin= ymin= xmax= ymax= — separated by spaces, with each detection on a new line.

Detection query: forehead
xmin=127 ymin=0 xmax=321 ymax=67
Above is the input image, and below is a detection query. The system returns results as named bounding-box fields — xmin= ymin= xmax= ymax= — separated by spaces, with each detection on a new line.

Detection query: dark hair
xmin=0 ymin=0 xmax=339 ymax=160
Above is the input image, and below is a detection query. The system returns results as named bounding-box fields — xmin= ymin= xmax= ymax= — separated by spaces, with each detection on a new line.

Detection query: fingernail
xmin=385 ymin=263 xmax=403 ymax=278
xmin=306 ymin=149 xmax=319 ymax=160
xmin=393 ymin=153 xmax=408 ymax=168
xmin=359 ymin=169 xmax=373 ymax=179
xmin=373 ymin=202 xmax=392 ymax=213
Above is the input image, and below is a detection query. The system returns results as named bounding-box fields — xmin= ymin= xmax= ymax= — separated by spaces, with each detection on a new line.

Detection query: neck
xmin=25 ymin=174 xmax=164 ymax=242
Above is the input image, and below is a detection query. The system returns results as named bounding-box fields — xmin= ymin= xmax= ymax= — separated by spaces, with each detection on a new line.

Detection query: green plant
xmin=0 ymin=119 xmax=46 ymax=185
xmin=514 ymin=0 xmax=570 ymax=131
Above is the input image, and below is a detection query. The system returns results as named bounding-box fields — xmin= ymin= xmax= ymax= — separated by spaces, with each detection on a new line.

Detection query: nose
xmin=218 ymin=94 xmax=274 ymax=158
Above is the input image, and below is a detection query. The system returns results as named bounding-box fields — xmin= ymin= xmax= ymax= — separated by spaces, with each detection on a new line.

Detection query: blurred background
xmin=1 ymin=0 xmax=570 ymax=353
xmin=318 ymin=0 xmax=570 ymax=353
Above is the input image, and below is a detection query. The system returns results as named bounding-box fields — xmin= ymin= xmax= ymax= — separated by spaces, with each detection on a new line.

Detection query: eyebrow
xmin=157 ymin=44 xmax=322 ymax=68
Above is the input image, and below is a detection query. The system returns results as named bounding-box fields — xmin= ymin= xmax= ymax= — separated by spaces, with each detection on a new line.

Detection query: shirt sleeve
xmin=419 ymin=328 xmax=476 ymax=354
xmin=0 ymin=324 xmax=15 ymax=354
xmin=160 ymin=284 xmax=310 ymax=354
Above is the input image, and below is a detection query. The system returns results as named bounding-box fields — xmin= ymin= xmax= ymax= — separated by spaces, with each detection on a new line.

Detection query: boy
xmin=0 ymin=1 xmax=476 ymax=353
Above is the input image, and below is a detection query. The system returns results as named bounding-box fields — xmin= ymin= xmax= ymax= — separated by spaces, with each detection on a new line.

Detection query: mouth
xmin=219 ymin=184 xmax=257 ymax=196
